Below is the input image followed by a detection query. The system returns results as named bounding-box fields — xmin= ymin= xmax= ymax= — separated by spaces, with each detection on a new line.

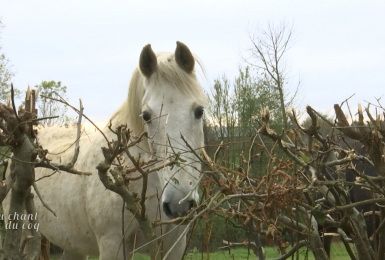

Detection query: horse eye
xmin=194 ymin=106 xmax=204 ymax=119
xmin=142 ymin=111 xmax=151 ymax=122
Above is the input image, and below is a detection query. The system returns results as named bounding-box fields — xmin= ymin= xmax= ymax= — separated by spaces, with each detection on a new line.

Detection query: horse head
xmin=136 ymin=42 xmax=206 ymax=219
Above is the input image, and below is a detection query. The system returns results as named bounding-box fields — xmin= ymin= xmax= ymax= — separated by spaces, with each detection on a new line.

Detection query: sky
xmin=1 ymin=0 xmax=384 ymax=122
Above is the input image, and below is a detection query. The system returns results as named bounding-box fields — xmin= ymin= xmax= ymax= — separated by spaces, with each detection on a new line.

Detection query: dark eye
xmin=194 ymin=106 xmax=204 ymax=119
xmin=142 ymin=111 xmax=151 ymax=122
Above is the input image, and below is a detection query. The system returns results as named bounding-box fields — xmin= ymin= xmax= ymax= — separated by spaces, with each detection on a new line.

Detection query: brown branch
xmin=32 ymin=183 xmax=56 ymax=217
xmin=334 ymin=104 xmax=363 ymax=140
xmin=40 ymin=93 xmax=111 ymax=150
xmin=327 ymin=198 xmax=385 ymax=213
xmin=273 ymin=240 xmax=308 ymax=260
xmin=65 ymin=99 xmax=83 ymax=169
xmin=10 ymin=84 xmax=20 ymax=122
xmin=35 ymin=161 xmax=92 ymax=176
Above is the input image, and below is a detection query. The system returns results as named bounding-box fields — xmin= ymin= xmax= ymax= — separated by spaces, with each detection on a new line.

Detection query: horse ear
xmin=139 ymin=44 xmax=157 ymax=78
xmin=175 ymin=41 xmax=195 ymax=73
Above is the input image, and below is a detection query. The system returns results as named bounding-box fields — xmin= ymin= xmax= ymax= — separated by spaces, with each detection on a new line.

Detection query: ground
xmin=52 ymin=243 xmax=350 ymax=259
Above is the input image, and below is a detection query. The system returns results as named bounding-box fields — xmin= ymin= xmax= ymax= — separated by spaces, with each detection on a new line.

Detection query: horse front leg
xmin=97 ymin=233 xmax=122 ymax=260
xmin=160 ymin=225 xmax=187 ymax=260
xmin=97 ymin=232 xmax=136 ymax=260
xmin=61 ymin=250 xmax=87 ymax=260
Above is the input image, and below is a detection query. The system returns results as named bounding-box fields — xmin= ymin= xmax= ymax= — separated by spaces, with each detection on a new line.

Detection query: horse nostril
xmin=163 ymin=202 xmax=173 ymax=218
xmin=188 ymin=200 xmax=196 ymax=210
xmin=163 ymin=200 xmax=197 ymax=219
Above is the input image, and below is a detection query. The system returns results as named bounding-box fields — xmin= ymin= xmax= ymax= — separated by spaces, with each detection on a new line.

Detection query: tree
xmin=198 ymin=92 xmax=385 ymax=260
xmin=207 ymin=24 xmax=295 ymax=172
xmin=35 ymin=80 xmax=69 ymax=126
xmin=0 ymin=21 xmax=14 ymax=103
xmin=200 ymin=65 xmax=287 ymax=254
xmin=0 ymin=54 xmax=13 ymax=102
xmin=207 ymin=65 xmax=286 ymax=173
xmin=234 ymin=67 xmax=283 ymax=134
xmin=0 ymin=88 xmax=93 ymax=260
xmin=249 ymin=23 xmax=295 ymax=133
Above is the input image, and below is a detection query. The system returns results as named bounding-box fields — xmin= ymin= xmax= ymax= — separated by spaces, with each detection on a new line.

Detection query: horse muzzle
xmin=162 ymin=199 xmax=196 ymax=219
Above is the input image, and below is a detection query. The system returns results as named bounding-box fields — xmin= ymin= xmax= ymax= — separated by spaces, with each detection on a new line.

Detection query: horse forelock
xmin=110 ymin=51 xmax=207 ymax=137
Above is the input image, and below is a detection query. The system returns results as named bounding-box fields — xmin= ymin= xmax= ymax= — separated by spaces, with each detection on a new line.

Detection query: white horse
xmin=6 ymin=42 xmax=206 ymax=259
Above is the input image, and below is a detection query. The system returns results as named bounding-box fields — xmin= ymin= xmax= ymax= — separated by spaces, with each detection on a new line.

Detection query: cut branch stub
xmin=334 ymin=104 xmax=363 ymax=141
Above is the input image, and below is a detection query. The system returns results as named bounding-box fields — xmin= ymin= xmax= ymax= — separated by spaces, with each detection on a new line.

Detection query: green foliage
xmin=35 ymin=80 xmax=69 ymax=126
xmin=185 ymin=248 xmax=256 ymax=259
xmin=202 ymin=66 xmax=292 ymax=253
xmin=188 ymin=215 xmax=247 ymax=251
xmin=0 ymin=21 xmax=16 ymax=103
xmin=0 ymin=53 xmax=13 ymax=102
xmin=207 ymin=66 xmax=284 ymax=174
xmin=234 ymin=67 xmax=283 ymax=134
xmin=209 ymin=67 xmax=283 ymax=138
xmin=211 ymin=76 xmax=235 ymax=140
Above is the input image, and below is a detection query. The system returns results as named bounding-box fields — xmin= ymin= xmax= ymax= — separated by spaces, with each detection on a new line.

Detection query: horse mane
xmin=37 ymin=51 xmax=207 ymax=160
xmin=109 ymin=52 xmax=207 ymax=136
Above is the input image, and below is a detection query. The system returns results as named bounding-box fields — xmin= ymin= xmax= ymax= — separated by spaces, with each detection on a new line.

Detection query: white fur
xmin=5 ymin=49 xmax=207 ymax=260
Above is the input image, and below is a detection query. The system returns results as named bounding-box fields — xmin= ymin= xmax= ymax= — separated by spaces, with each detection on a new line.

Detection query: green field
xmin=53 ymin=246 xmax=349 ymax=259
xmin=184 ymin=244 xmax=350 ymax=259
xmin=76 ymin=243 xmax=349 ymax=259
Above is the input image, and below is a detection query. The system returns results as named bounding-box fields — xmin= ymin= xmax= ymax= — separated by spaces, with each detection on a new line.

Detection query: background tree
xmin=207 ymin=24 xmax=294 ymax=177
xmin=0 ymin=21 xmax=15 ymax=103
xmin=35 ymin=80 xmax=69 ymax=126
xmin=194 ymin=25 xmax=295 ymax=253
xmin=192 ymin=24 xmax=385 ymax=259
xmin=207 ymin=66 xmax=283 ymax=172
xmin=248 ymin=23 xmax=295 ymax=133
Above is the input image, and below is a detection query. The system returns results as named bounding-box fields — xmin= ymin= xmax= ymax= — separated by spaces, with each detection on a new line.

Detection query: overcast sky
xmin=1 ymin=0 xmax=384 ymax=121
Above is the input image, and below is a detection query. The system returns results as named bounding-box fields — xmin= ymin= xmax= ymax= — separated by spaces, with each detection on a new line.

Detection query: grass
xmin=184 ymin=242 xmax=350 ymax=259
xmin=129 ymin=242 xmax=350 ymax=259
xmin=184 ymin=243 xmax=349 ymax=259
xmin=52 ymin=243 xmax=350 ymax=259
